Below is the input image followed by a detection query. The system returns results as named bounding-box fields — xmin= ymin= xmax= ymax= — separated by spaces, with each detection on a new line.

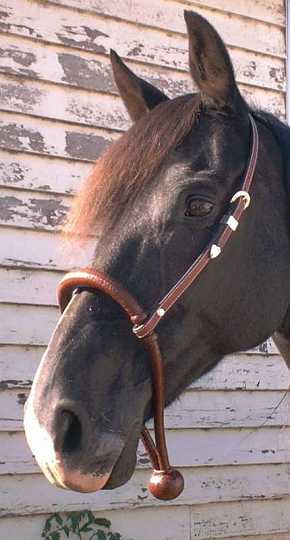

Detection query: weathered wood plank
xmin=2 ymin=386 xmax=290 ymax=431
xmin=0 ymin=227 xmax=94 ymax=270
xmin=0 ymin=0 xmax=285 ymax=62
xmin=179 ymin=0 xmax=285 ymax=26
xmin=0 ymin=345 xmax=41 ymax=389
xmin=167 ymin=389 xmax=290 ymax=428
xmin=1 ymin=464 xmax=290 ymax=515
xmin=0 ymin=74 xmax=130 ymax=132
xmin=0 ymin=299 xmax=277 ymax=355
xmin=0 ymin=268 xmax=285 ymax=360
xmin=0 ymin=34 xmax=194 ymax=98
xmin=2 ymin=506 xmax=290 ymax=540
xmin=0 ymin=268 xmax=62 ymax=305
xmin=0 ymin=187 xmax=70 ymax=231
xmin=0 ymin=112 xmax=116 ymax=161
xmin=190 ymin=499 xmax=290 ymax=538
xmin=0 ymin=150 xmax=90 ymax=195
xmin=222 ymin=535 xmax=290 ymax=540
xmin=47 ymin=0 xmax=286 ymax=29
xmin=223 ymin=536 xmax=290 ymax=540
xmin=0 ymin=345 xmax=284 ymax=393
xmin=0 ymin=303 xmax=59 ymax=345
xmin=0 ymin=506 xmax=190 ymax=540
xmin=239 ymin=85 xmax=285 ymax=119
xmin=0 ymin=85 xmax=286 ymax=204
xmin=1 ymin=426 xmax=290 ymax=473
xmin=0 ymin=33 xmax=286 ymax=94
xmin=0 ymin=75 xmax=285 ymax=140
xmin=192 ymin=352 xmax=285 ymax=390
xmin=1 ymin=511 xmax=289 ymax=540
xmin=48 ymin=0 xmax=285 ymax=33
xmin=0 ymin=228 xmax=68 ymax=270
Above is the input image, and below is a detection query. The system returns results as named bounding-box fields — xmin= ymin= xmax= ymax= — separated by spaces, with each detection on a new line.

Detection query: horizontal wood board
xmin=0 ymin=0 xmax=288 ymax=538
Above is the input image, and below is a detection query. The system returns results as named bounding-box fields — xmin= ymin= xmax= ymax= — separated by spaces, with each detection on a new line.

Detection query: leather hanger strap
xmin=132 ymin=114 xmax=259 ymax=339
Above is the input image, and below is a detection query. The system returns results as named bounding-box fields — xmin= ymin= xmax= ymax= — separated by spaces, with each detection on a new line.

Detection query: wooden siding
xmin=0 ymin=1 xmax=288 ymax=539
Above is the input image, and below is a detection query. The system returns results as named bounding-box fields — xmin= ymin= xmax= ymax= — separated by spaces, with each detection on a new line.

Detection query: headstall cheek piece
xmin=57 ymin=114 xmax=259 ymax=501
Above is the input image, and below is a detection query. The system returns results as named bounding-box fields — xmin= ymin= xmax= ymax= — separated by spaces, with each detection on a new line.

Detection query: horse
xmin=24 ymin=10 xmax=290 ymax=498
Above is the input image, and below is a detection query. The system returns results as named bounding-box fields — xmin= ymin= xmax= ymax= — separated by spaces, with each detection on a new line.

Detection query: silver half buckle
xmin=230 ymin=190 xmax=251 ymax=209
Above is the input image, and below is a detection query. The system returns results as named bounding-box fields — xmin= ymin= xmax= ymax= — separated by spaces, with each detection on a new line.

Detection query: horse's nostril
xmin=57 ymin=410 xmax=83 ymax=455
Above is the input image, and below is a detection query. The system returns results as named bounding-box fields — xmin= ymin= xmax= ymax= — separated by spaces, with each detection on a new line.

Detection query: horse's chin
xmin=102 ymin=442 xmax=138 ymax=489
xmin=41 ymin=459 xmax=111 ymax=493
xmin=37 ymin=443 xmax=137 ymax=492
xmin=27 ymin=421 xmax=139 ymax=493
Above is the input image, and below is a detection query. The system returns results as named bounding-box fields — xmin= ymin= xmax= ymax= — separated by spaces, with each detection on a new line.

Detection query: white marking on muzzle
xmin=23 ymin=296 xmax=98 ymax=489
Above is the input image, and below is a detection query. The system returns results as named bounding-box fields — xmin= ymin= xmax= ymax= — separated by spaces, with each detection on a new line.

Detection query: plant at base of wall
xmin=41 ymin=510 xmax=122 ymax=540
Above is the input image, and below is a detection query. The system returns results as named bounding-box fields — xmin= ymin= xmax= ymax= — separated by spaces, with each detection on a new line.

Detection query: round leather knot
xmin=148 ymin=468 xmax=184 ymax=500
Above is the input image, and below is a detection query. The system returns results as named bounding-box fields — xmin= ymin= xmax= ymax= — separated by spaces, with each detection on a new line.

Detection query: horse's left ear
xmin=184 ymin=11 xmax=245 ymax=111
xmin=110 ymin=50 xmax=169 ymax=121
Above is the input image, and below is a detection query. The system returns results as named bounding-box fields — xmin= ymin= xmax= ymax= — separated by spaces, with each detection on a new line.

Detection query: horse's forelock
xmin=65 ymin=94 xmax=199 ymax=242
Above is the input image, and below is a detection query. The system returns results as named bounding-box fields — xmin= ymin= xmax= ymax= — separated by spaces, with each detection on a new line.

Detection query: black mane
xmin=253 ymin=110 xmax=290 ymax=215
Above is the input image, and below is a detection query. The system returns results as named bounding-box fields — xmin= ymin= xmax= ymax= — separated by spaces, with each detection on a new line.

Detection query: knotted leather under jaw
xmin=57 ymin=269 xmax=184 ymax=501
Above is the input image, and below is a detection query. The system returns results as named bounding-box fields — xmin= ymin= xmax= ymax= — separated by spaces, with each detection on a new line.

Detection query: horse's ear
xmin=184 ymin=11 xmax=244 ymax=111
xmin=110 ymin=50 xmax=169 ymax=121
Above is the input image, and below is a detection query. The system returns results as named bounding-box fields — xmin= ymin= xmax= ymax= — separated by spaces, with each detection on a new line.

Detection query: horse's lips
xmin=43 ymin=458 xmax=111 ymax=493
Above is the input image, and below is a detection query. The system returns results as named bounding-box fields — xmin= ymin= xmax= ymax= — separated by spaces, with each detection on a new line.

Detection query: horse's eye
xmin=185 ymin=197 xmax=214 ymax=217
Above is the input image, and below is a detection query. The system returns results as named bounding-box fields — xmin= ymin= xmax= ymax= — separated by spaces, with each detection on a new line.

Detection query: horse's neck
xmin=253 ymin=111 xmax=290 ymax=227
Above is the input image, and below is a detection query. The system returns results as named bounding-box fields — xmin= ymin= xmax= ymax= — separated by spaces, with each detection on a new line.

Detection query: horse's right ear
xmin=184 ymin=11 xmax=245 ymax=112
xmin=110 ymin=50 xmax=169 ymax=122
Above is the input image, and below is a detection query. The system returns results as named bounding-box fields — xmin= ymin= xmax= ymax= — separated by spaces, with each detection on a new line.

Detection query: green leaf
xmin=93 ymin=518 xmax=111 ymax=529
xmin=68 ymin=513 xmax=81 ymax=532
xmin=96 ymin=530 xmax=107 ymax=540
xmin=63 ymin=525 xmax=70 ymax=537
xmin=54 ymin=514 xmax=63 ymax=526
xmin=80 ymin=523 xmax=93 ymax=533
xmin=50 ymin=532 xmax=61 ymax=540
xmin=86 ymin=511 xmax=95 ymax=523
xmin=89 ymin=533 xmax=105 ymax=540
xmin=43 ymin=518 xmax=52 ymax=533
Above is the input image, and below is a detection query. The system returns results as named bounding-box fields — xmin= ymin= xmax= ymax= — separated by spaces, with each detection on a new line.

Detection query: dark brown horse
xmin=24 ymin=11 xmax=290 ymax=494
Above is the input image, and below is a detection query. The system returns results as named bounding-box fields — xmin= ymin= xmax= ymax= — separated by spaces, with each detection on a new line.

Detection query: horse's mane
xmin=253 ymin=110 xmax=290 ymax=214
xmin=66 ymin=94 xmax=199 ymax=239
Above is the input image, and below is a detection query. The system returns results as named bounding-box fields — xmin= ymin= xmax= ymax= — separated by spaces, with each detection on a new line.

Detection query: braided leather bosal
xmin=57 ymin=114 xmax=259 ymax=500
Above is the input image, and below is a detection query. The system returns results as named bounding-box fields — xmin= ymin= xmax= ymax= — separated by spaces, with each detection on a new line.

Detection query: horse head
xmin=24 ymin=11 xmax=290 ymax=494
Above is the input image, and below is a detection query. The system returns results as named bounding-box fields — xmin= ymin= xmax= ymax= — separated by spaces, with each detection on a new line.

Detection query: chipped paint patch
xmin=0 ymin=379 xmax=32 ymax=390
xmin=56 ymin=24 xmax=106 ymax=54
xmin=58 ymin=52 xmax=115 ymax=92
xmin=0 ymin=161 xmax=25 ymax=185
xmin=0 ymin=82 xmax=42 ymax=113
xmin=0 ymin=195 xmax=25 ymax=222
xmin=269 ymin=66 xmax=286 ymax=89
xmin=0 ymin=192 xmax=69 ymax=230
xmin=17 ymin=392 xmax=28 ymax=406
xmin=29 ymin=197 xmax=68 ymax=227
xmin=65 ymin=131 xmax=108 ymax=160
xmin=0 ymin=46 xmax=35 ymax=67
xmin=0 ymin=123 xmax=46 ymax=153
